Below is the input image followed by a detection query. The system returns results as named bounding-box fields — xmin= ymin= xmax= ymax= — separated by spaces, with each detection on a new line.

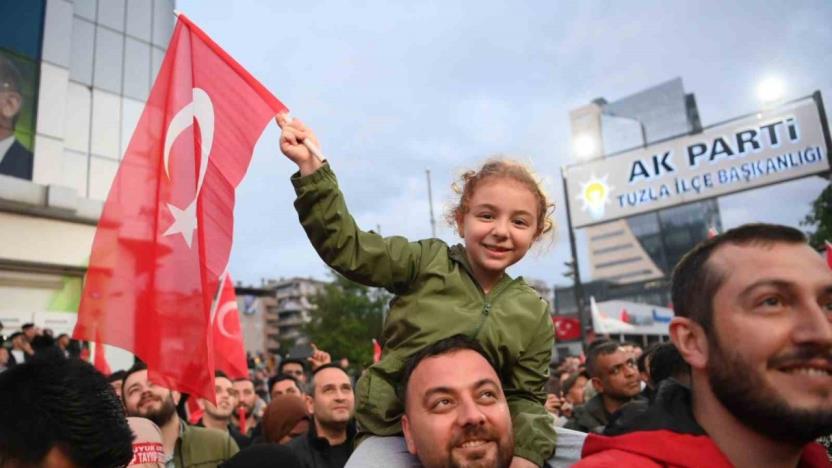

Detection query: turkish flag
xmin=213 ymin=273 xmax=248 ymax=380
xmin=372 ymin=338 xmax=382 ymax=363
xmin=93 ymin=342 xmax=112 ymax=376
xmin=825 ymin=241 xmax=831 ymax=269
xmin=553 ymin=315 xmax=581 ymax=341
xmin=73 ymin=14 xmax=287 ymax=403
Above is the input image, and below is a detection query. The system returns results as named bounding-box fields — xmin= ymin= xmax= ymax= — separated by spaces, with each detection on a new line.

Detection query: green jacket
xmin=292 ymin=163 xmax=556 ymax=465
xmin=173 ymin=422 xmax=239 ymax=468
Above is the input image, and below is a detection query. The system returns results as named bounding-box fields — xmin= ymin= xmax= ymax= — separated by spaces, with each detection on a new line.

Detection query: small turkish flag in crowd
xmin=73 ymin=14 xmax=287 ymax=403
xmin=213 ymin=273 xmax=248 ymax=380
xmin=553 ymin=316 xmax=582 ymax=341
xmin=372 ymin=339 xmax=382 ymax=363
xmin=826 ymin=241 xmax=832 ymax=269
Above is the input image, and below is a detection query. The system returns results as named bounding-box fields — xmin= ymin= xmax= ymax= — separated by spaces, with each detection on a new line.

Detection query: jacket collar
xmin=449 ymin=244 xmax=514 ymax=293
xmin=307 ymin=418 xmax=357 ymax=448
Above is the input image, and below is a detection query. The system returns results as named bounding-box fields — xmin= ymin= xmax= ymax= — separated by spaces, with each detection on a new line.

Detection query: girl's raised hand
xmin=275 ymin=113 xmax=323 ymax=176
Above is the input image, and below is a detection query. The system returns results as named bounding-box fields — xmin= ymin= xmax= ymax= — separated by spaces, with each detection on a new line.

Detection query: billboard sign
xmin=565 ymin=93 xmax=831 ymax=228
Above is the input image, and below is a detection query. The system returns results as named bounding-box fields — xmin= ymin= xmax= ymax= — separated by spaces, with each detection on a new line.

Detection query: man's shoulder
xmin=181 ymin=424 xmax=237 ymax=450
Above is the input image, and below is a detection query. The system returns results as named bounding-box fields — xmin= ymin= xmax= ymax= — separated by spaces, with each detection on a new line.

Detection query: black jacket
xmin=0 ymin=140 xmax=33 ymax=180
xmin=287 ymin=420 xmax=356 ymax=468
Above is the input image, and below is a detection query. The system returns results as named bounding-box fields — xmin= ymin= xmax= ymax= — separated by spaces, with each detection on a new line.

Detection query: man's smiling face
xmin=402 ymin=349 xmax=514 ymax=468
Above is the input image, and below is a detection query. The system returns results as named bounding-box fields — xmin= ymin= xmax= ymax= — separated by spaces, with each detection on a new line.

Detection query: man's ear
xmin=197 ymin=398 xmax=206 ymax=410
xmin=171 ymin=390 xmax=181 ymax=405
xmin=401 ymin=414 xmax=418 ymax=455
xmin=669 ymin=317 xmax=708 ymax=370
xmin=304 ymin=394 xmax=314 ymax=416
xmin=591 ymin=376 xmax=604 ymax=394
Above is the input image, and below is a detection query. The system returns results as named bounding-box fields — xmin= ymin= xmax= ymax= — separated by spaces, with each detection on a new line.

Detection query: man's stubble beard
xmin=707 ymin=332 xmax=832 ymax=443
xmin=135 ymin=393 xmax=177 ymax=428
xmin=447 ymin=424 xmax=513 ymax=468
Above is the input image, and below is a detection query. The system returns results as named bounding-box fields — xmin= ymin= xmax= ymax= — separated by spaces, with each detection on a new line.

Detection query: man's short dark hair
xmin=637 ymin=342 xmax=661 ymax=374
xmin=122 ymin=361 xmax=148 ymax=398
xmin=107 ymin=370 xmax=127 ymax=384
xmin=268 ymin=373 xmax=301 ymax=395
xmin=400 ymin=335 xmax=496 ymax=402
xmin=586 ymin=341 xmax=621 ymax=378
xmin=20 ymin=323 xmax=34 ymax=331
xmin=0 ymin=55 xmax=22 ymax=94
xmin=307 ymin=363 xmax=351 ymax=396
xmin=0 ymin=355 xmax=133 ymax=467
xmin=649 ymin=343 xmax=690 ymax=386
xmin=215 ymin=370 xmax=229 ymax=380
xmin=671 ymin=223 xmax=805 ymax=332
xmin=8 ymin=331 xmax=22 ymax=341
xmin=279 ymin=358 xmax=307 ymax=373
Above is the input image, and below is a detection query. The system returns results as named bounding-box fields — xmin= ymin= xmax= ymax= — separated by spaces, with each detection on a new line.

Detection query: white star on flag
xmin=163 ymin=201 xmax=197 ymax=248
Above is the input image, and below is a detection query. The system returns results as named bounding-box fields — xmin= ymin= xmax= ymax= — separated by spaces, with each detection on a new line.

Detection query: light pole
xmin=560 ymin=167 xmax=587 ymax=345
xmin=426 ymin=169 xmax=437 ymax=238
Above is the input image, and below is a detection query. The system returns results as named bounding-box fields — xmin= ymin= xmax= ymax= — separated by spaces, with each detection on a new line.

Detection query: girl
xmin=278 ymin=116 xmax=556 ymax=467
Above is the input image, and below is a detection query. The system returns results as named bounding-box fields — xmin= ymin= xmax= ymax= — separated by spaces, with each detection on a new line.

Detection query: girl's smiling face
xmin=456 ymin=177 xmax=539 ymax=292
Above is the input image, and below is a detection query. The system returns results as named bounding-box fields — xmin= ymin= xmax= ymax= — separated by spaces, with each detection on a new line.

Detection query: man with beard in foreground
xmin=575 ymin=223 xmax=832 ymax=468
xmin=123 ymin=363 xmax=239 ymax=467
xmin=401 ymin=335 xmax=515 ymax=468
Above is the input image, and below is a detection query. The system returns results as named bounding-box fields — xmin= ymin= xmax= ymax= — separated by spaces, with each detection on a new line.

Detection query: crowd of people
xmin=0 ymin=115 xmax=830 ymax=468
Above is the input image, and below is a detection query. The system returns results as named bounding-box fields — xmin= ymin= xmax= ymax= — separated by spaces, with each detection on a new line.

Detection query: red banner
xmin=73 ymin=14 xmax=287 ymax=403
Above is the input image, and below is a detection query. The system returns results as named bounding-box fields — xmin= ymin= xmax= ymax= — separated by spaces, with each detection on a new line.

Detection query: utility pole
xmin=426 ymin=169 xmax=437 ymax=238
xmin=561 ymin=167 xmax=587 ymax=345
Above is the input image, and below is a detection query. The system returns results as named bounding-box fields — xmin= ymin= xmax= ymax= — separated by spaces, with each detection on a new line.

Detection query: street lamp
xmin=756 ymin=76 xmax=785 ymax=104
xmin=573 ymin=134 xmax=597 ymax=160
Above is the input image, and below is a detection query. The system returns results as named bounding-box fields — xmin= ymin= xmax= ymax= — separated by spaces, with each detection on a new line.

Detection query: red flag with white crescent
xmin=73 ymin=14 xmax=287 ymax=403
xmin=826 ymin=241 xmax=832 ymax=269
xmin=213 ymin=273 xmax=248 ymax=379
xmin=553 ymin=315 xmax=581 ymax=341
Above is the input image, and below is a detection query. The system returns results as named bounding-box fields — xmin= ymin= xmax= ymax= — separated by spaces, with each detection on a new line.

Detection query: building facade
xmin=557 ymin=78 xmax=722 ymax=352
xmin=269 ymin=277 xmax=326 ymax=354
xmin=0 ymin=1 xmax=174 ymax=363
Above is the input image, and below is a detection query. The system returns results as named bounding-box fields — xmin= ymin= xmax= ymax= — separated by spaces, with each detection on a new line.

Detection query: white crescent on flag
xmin=162 ymin=87 xmax=215 ymax=248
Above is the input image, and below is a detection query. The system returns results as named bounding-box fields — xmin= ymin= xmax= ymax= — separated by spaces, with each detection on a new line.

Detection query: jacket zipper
xmin=471 ymin=278 xmax=518 ymax=339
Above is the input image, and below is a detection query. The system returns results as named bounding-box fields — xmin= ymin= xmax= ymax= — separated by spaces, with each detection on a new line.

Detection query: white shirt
xmin=0 ymin=135 xmax=15 ymax=167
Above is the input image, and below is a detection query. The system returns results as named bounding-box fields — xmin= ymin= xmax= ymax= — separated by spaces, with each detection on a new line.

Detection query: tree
xmin=800 ymin=182 xmax=832 ymax=250
xmin=302 ymin=271 xmax=390 ymax=371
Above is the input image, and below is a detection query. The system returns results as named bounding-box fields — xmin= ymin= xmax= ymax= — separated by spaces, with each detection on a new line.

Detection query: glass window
xmin=74 ymin=0 xmax=97 ymax=22
xmin=97 ymin=0 xmax=125 ymax=32
xmin=64 ymin=82 xmax=92 ymax=153
xmin=90 ymin=89 xmax=121 ymax=159
xmin=123 ymin=37 xmax=150 ymax=101
xmin=36 ymin=63 xmax=69 ymax=140
xmin=93 ymin=26 xmax=124 ymax=94
xmin=32 ymin=134 xmax=63 ymax=186
xmin=126 ymin=0 xmax=152 ymax=42
xmin=0 ymin=1 xmax=46 ymax=60
xmin=69 ymin=17 xmax=95 ymax=85
xmin=42 ymin=0 xmax=72 ymax=67
xmin=61 ymin=149 xmax=89 ymax=196
xmin=89 ymin=155 xmax=119 ymax=201
xmin=151 ymin=0 xmax=174 ymax=47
